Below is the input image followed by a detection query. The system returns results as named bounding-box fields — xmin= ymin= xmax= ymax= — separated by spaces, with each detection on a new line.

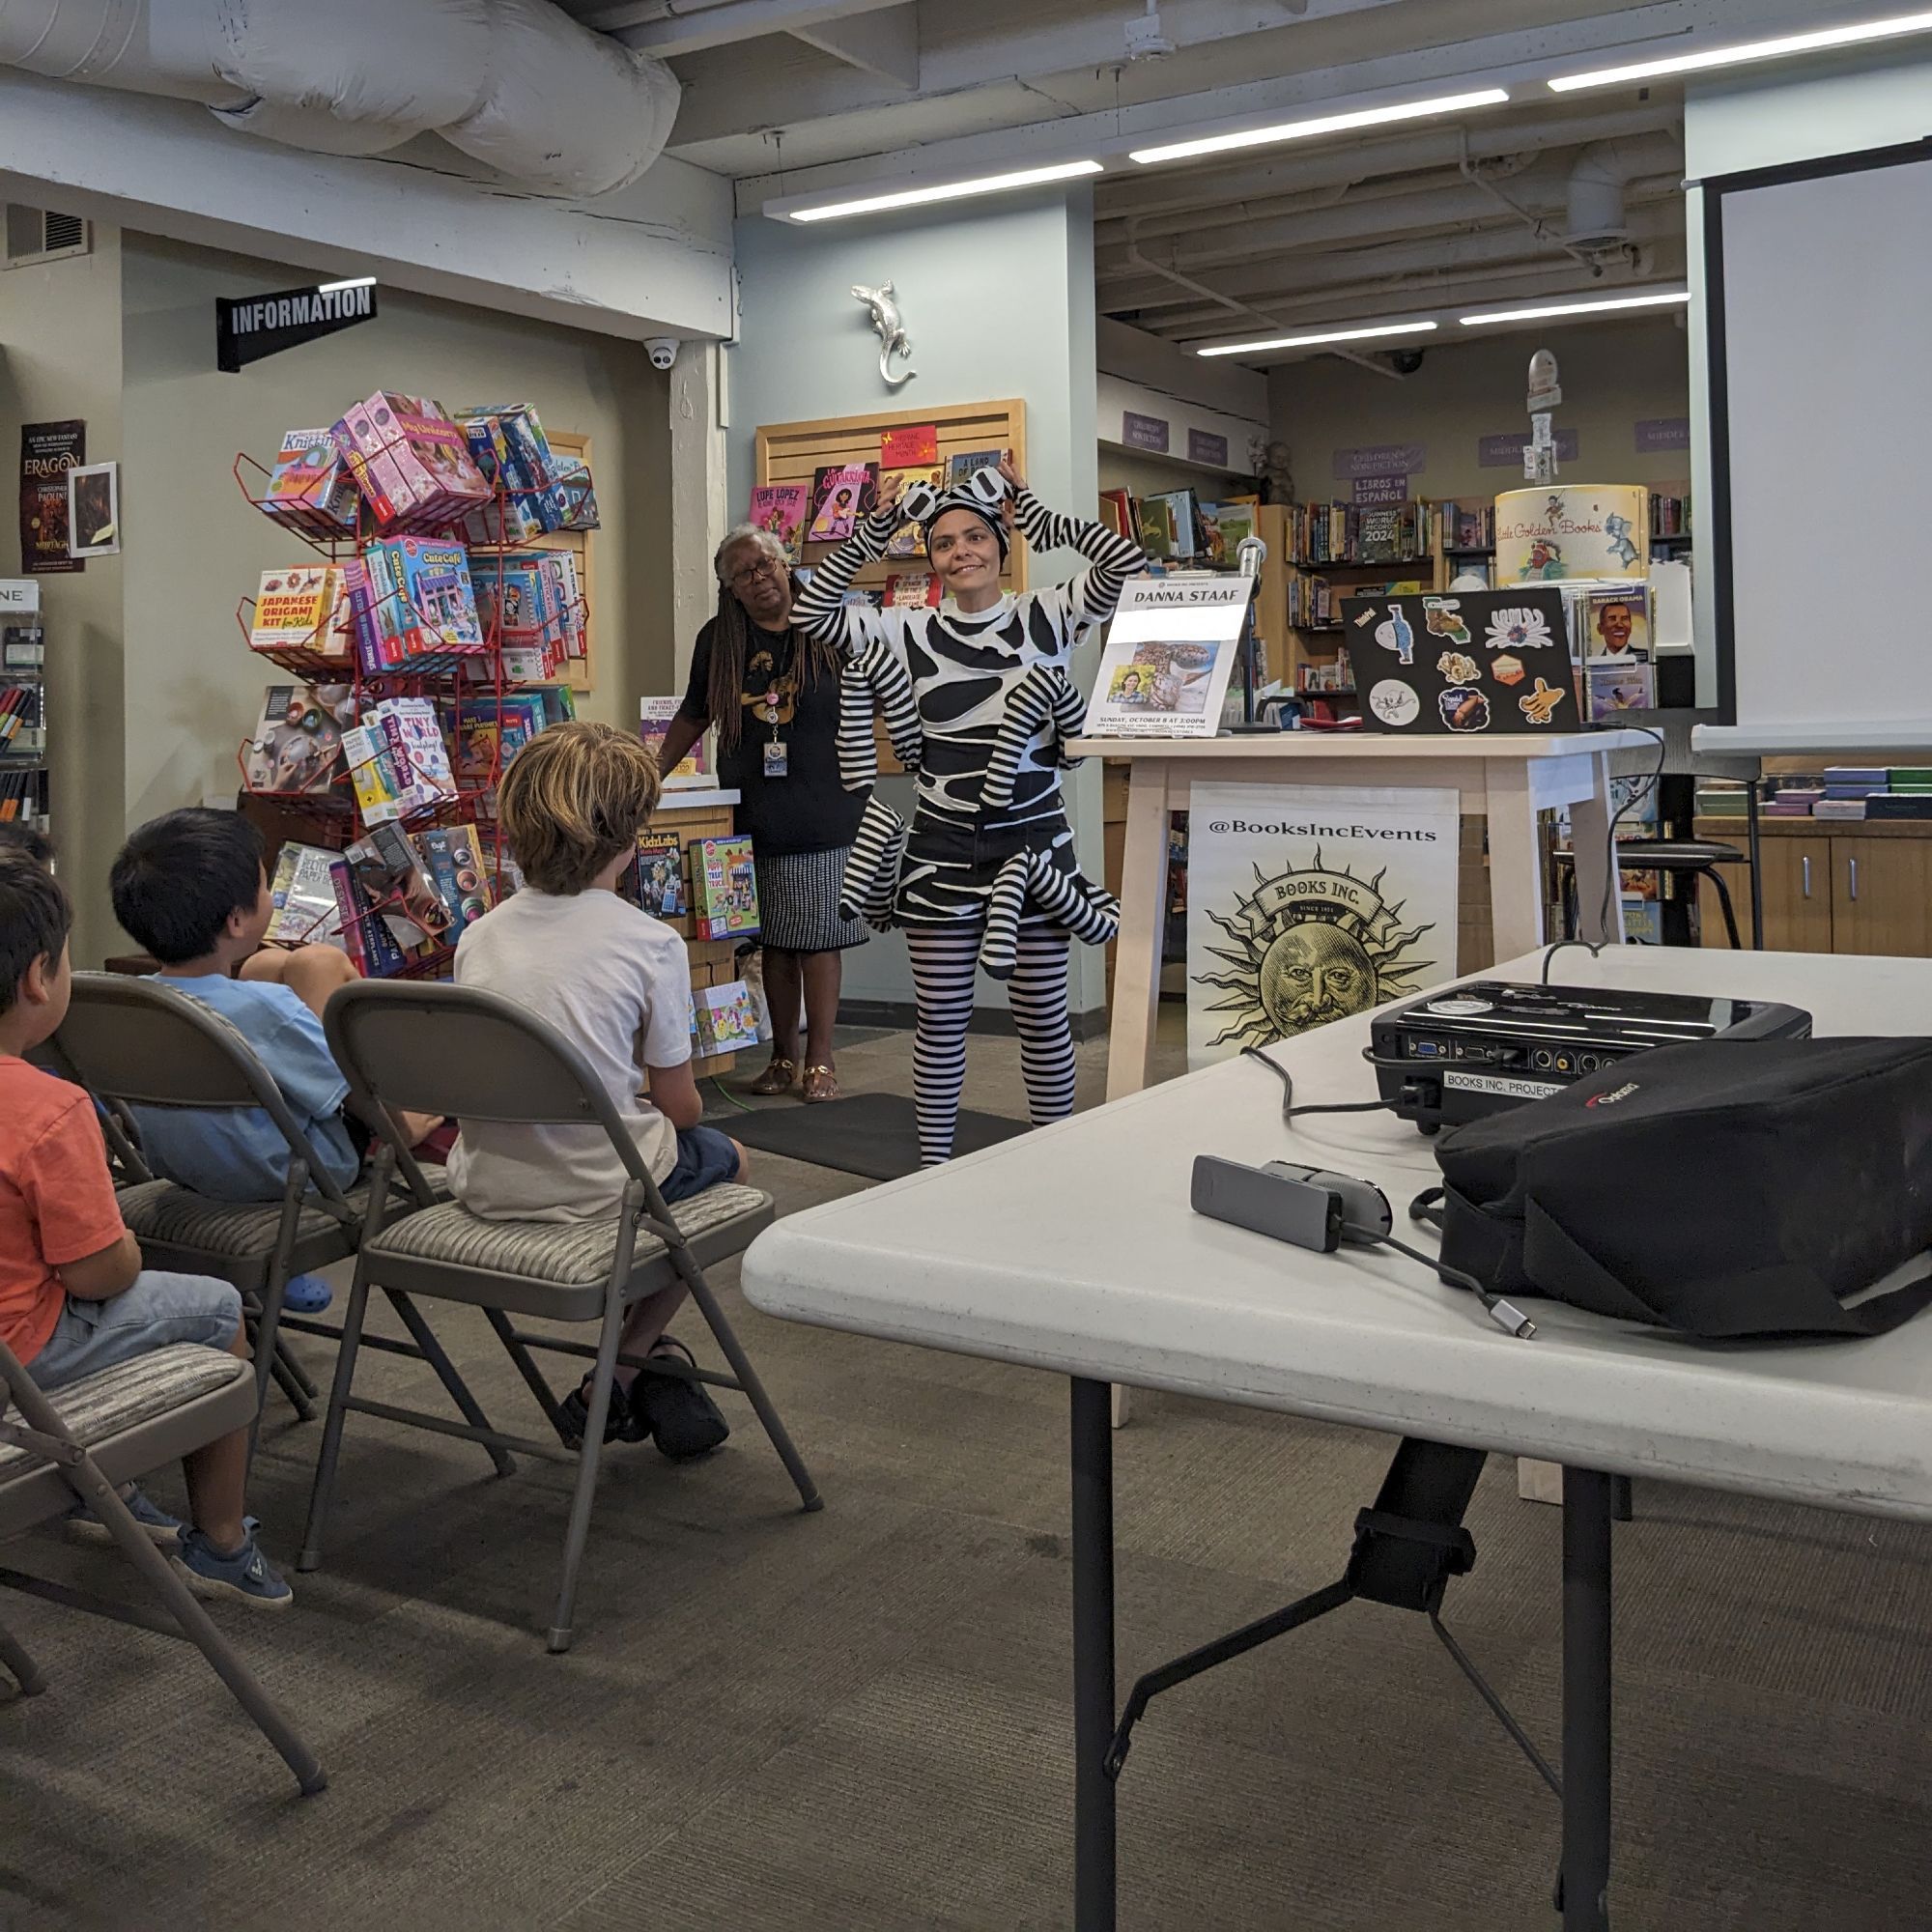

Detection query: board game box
xmin=333 ymin=391 xmax=490 ymax=530
xmin=360 ymin=536 xmax=485 ymax=670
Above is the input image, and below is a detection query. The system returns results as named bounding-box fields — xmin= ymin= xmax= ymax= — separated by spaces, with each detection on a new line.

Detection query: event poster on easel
xmin=1083 ymin=575 xmax=1249 ymax=737
xmin=1185 ymin=783 xmax=1460 ymax=1069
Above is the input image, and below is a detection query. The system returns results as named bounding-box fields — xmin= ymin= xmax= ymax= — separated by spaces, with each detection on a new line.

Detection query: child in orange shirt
xmin=0 ymin=852 xmax=290 ymax=1607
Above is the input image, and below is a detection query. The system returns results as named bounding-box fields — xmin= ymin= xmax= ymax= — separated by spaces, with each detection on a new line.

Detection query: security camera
xmin=645 ymin=337 xmax=680 ymax=371
xmin=1390 ymin=347 xmax=1427 ymax=376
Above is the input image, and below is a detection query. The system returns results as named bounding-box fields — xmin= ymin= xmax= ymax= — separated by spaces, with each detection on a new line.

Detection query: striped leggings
xmin=905 ymin=920 xmax=1074 ymax=1166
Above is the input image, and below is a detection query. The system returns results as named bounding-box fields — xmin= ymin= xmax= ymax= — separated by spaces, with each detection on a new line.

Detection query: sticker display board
xmin=1342 ymin=587 xmax=1580 ymax=738
xmin=1186 ymin=782 xmax=1460 ymax=1068
xmin=1083 ymin=575 xmax=1248 ymax=738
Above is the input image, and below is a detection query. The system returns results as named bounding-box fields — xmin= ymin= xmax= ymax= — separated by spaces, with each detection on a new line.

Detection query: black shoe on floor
xmin=555 ymin=1376 xmax=648 ymax=1448
xmin=633 ymin=1340 xmax=730 ymax=1461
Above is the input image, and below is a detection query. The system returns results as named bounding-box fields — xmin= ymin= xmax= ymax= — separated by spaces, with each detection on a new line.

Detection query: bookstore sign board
xmin=216 ymin=279 xmax=378 ymax=374
xmin=1083 ymin=576 xmax=1249 ymax=739
xmin=1185 ymin=781 xmax=1459 ymax=1068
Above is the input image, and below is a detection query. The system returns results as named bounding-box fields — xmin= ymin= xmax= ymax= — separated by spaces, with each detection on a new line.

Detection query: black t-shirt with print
xmin=679 ymin=619 xmax=864 ymax=857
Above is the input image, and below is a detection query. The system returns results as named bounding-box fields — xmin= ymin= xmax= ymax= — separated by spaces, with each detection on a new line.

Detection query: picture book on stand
xmin=629 ymin=830 xmax=686 ymax=919
xmin=691 ymin=834 xmax=759 ymax=939
xmin=639 ymin=696 xmax=711 ymax=786
xmin=748 ymin=483 xmax=810 ymax=561
xmin=807 ymin=464 xmax=875 ymax=544
xmin=695 ymin=980 xmax=763 ymax=1056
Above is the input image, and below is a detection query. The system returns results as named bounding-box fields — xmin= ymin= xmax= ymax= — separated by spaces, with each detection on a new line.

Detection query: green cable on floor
xmin=707 ymin=1076 xmax=756 ymax=1115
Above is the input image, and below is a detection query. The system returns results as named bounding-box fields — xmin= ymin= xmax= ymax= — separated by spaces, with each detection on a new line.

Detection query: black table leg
xmin=1071 ymin=1377 xmax=1117 ymax=1932
xmin=1562 ymin=1466 xmax=1614 ymax=1931
xmin=1747 ymin=780 xmax=1765 ymax=950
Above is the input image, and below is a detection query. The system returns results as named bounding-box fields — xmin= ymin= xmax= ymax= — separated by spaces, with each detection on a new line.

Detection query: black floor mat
xmin=710 ymin=1091 xmax=1026 ymax=1180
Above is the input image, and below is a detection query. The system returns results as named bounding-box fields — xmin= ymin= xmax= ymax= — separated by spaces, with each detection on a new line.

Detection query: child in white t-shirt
xmin=448 ymin=720 xmax=748 ymax=1458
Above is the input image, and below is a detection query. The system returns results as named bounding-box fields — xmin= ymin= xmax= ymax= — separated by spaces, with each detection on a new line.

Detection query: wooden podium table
xmin=1073 ymin=730 xmax=1651 ymax=1105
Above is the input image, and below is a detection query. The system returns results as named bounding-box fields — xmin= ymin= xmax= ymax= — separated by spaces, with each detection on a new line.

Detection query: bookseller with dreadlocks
xmin=658 ymin=526 xmax=867 ymax=1105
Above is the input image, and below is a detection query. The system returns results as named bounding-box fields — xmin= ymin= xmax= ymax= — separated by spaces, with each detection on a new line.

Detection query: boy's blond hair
xmin=497 ymin=720 xmax=662 ymax=895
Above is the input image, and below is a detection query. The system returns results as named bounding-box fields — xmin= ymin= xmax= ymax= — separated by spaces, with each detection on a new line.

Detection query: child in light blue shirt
xmin=107 ymin=809 xmax=431 ymax=1204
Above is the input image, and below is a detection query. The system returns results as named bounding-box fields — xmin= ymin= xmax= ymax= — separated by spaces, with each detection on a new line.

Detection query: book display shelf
xmin=228 ymin=400 xmax=592 ymax=986
xmin=0 ymin=582 xmax=48 ymax=836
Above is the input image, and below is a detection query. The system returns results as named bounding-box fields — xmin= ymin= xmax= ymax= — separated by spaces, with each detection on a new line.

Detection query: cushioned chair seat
xmin=370 ymin=1182 xmax=772 ymax=1288
xmin=116 ymin=1169 xmax=450 ymax=1263
xmin=0 ymin=1345 xmax=255 ymax=1540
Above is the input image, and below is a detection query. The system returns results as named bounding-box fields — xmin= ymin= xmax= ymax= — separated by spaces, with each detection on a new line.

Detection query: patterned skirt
xmin=753 ymin=845 xmax=870 ymax=952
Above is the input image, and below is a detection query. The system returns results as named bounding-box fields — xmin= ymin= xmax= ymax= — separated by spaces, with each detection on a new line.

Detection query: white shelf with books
xmin=0 ymin=581 xmax=48 ymax=838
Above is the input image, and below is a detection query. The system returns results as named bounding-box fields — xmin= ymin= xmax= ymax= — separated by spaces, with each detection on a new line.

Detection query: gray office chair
xmin=51 ymin=974 xmax=503 ymax=1472
xmin=0 ymin=1333 xmax=325 ymax=1794
xmin=302 ymin=979 xmax=822 ymax=1653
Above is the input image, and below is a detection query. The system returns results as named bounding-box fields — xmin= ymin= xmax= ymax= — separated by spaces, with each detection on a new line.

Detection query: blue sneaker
xmin=283 ymin=1273 xmax=333 ymax=1315
xmin=68 ymin=1483 xmax=184 ymax=1548
xmin=172 ymin=1528 xmax=294 ymax=1612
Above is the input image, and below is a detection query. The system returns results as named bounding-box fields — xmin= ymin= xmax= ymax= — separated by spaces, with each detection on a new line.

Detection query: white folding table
xmin=743 ymin=944 xmax=1932 ymax=1931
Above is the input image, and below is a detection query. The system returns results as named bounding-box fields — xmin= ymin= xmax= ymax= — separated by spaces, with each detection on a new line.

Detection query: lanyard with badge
xmin=759 ymin=631 xmax=794 ymax=779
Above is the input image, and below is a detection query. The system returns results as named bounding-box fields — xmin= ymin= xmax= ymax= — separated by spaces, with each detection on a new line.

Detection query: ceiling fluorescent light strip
xmin=1459 ymin=290 xmax=1691 ymax=325
xmin=1130 ymin=88 xmax=1510 ymax=167
xmin=785 ymin=159 xmax=1103 ymax=222
xmin=1548 ymin=9 xmax=1932 ymax=90
xmin=316 ymin=276 xmax=377 ymax=294
xmin=1197 ymin=319 xmax=1438 ymax=357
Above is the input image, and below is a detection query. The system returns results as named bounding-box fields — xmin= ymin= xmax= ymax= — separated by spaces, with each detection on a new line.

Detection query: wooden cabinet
xmin=1696 ymin=823 xmax=1932 ymax=957
xmin=1833 ymin=836 xmax=1932 ymax=956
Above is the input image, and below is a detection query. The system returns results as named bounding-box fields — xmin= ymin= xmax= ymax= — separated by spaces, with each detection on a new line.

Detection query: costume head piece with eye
xmin=903 ymin=468 xmax=1011 ymax=562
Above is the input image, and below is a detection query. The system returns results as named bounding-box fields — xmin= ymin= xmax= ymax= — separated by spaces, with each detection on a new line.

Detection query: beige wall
xmin=119 ymin=234 xmax=673 ymax=838
xmin=1267 ymin=318 xmax=1691 ymax=503
xmin=0 ymin=227 xmax=127 ymax=964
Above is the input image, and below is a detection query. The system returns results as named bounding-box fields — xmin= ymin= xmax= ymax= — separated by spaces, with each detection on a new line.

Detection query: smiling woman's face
xmin=926 ymin=509 xmax=1001 ymax=597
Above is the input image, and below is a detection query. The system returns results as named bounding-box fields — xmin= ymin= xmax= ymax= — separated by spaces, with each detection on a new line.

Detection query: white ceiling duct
xmin=1565 ymin=137 xmax=1680 ymax=250
xmin=0 ymin=0 xmax=678 ymax=195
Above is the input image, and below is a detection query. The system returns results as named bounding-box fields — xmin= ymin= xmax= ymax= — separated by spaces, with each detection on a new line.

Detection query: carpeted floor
xmin=7 ymin=1017 xmax=1932 ymax=1930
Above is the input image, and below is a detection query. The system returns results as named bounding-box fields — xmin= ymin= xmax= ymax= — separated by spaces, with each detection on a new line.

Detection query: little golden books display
xmin=691 ymin=834 xmax=759 ymax=939
xmin=1084 ymin=576 xmax=1248 ymax=739
xmin=1343 ymin=587 xmax=1580 ymax=737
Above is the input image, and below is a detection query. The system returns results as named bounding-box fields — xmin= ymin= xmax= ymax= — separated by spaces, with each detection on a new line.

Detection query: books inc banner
xmin=1185 ymin=783 xmax=1460 ymax=1069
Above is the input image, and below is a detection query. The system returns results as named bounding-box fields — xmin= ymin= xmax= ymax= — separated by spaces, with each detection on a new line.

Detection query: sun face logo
xmin=1192 ymin=849 xmax=1436 ymax=1049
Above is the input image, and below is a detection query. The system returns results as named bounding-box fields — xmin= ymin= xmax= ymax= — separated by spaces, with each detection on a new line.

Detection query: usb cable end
xmin=1486 ymin=1297 xmax=1536 ymax=1340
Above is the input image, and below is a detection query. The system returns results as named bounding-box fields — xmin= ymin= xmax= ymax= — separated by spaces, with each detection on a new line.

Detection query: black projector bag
xmin=1433 ymin=1038 xmax=1932 ymax=1340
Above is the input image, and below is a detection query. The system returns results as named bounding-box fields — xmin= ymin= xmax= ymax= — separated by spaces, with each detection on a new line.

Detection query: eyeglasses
xmin=728 ymin=556 xmax=783 ymax=590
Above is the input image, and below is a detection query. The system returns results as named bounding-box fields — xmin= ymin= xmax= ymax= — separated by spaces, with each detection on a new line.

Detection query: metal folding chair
xmin=302 ymin=979 xmax=822 ymax=1653
xmin=0 ymin=1333 xmax=325 ymax=1795
xmin=50 ymin=974 xmax=505 ymax=1475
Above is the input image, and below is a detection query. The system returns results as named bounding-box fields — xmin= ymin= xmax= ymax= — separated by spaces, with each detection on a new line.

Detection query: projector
xmin=1370 ymin=980 xmax=1812 ymax=1131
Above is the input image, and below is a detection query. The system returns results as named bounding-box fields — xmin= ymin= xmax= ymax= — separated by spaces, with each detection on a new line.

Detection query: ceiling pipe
xmin=0 ymin=0 xmax=679 ymax=194
xmin=1121 ymin=216 xmax=1406 ymax=381
xmin=1131 ymin=251 xmax=1672 ymax=344
xmin=1566 ymin=137 xmax=1667 ymax=247
xmin=1103 ymin=206 xmax=1679 ymax=315
xmin=1093 ymin=102 xmax=1682 ymax=227
xmin=1094 ymin=159 xmax=1681 ymax=281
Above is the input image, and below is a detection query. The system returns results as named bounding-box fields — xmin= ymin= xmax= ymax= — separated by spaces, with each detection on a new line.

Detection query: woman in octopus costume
xmin=792 ymin=456 xmax=1147 ymax=1164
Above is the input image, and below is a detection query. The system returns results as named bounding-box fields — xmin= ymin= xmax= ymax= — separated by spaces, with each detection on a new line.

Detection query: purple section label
xmin=1352 ymin=474 xmax=1408 ymax=505
xmin=1479 ymin=428 xmax=1579 ymax=467
xmin=1187 ymin=427 xmax=1229 ymax=468
xmin=1634 ymin=416 xmax=1690 ymax=452
xmin=1122 ymin=410 xmax=1170 ymax=454
xmin=1333 ymin=441 xmax=1425 ymax=480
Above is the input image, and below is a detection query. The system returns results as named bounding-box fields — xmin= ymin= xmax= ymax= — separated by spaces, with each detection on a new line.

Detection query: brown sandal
xmin=802 ymin=1065 xmax=841 ymax=1103
xmin=749 ymin=1056 xmax=799 ymax=1096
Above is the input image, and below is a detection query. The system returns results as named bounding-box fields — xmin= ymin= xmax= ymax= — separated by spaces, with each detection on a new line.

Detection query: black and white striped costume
xmin=796 ymin=484 xmax=1146 ymax=1161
